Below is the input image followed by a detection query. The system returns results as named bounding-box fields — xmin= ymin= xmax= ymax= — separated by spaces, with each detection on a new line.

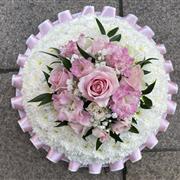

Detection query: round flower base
xmin=11 ymin=6 xmax=178 ymax=174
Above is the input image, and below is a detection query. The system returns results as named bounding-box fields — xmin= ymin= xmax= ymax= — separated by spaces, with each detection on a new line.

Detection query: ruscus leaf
xmin=96 ymin=138 xmax=102 ymax=150
xmin=76 ymin=43 xmax=95 ymax=63
xmin=95 ymin=18 xmax=106 ymax=35
xmin=107 ymin=27 xmax=119 ymax=37
xmin=110 ymin=34 xmax=121 ymax=42
xmin=40 ymin=51 xmax=59 ymax=58
xmin=142 ymin=80 xmax=156 ymax=95
xmin=129 ymin=125 xmax=139 ymax=134
xmin=55 ymin=121 xmax=68 ymax=127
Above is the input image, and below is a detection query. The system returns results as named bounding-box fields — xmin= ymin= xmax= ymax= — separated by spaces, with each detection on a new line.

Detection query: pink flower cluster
xmin=47 ymin=34 xmax=143 ymax=140
xmin=52 ymin=90 xmax=91 ymax=134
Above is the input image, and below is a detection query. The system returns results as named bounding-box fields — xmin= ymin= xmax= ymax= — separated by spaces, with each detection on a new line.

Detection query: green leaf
xmin=49 ymin=47 xmax=60 ymax=54
xmin=28 ymin=93 xmax=52 ymax=106
xmin=83 ymin=100 xmax=92 ymax=109
xmin=143 ymin=70 xmax=151 ymax=75
xmin=83 ymin=127 xmax=93 ymax=140
xmin=107 ymin=27 xmax=119 ymax=37
xmin=76 ymin=43 xmax=95 ymax=63
xmin=136 ymin=58 xmax=158 ymax=67
xmin=110 ymin=131 xmax=123 ymax=143
xmin=40 ymin=51 xmax=59 ymax=58
xmin=129 ymin=125 xmax=139 ymax=134
xmin=140 ymin=100 xmax=150 ymax=109
xmin=142 ymin=96 xmax=152 ymax=107
xmin=42 ymin=71 xmax=51 ymax=87
xmin=38 ymin=97 xmax=52 ymax=106
xmin=61 ymin=57 xmax=72 ymax=71
xmin=55 ymin=121 xmax=68 ymax=127
xmin=96 ymin=138 xmax=103 ymax=150
xmin=142 ymin=80 xmax=156 ymax=95
xmin=28 ymin=93 xmax=52 ymax=102
xmin=95 ymin=18 xmax=106 ymax=35
xmin=46 ymin=65 xmax=53 ymax=72
xmin=50 ymin=61 xmax=62 ymax=65
xmin=110 ymin=34 xmax=121 ymax=42
xmin=132 ymin=118 xmax=137 ymax=124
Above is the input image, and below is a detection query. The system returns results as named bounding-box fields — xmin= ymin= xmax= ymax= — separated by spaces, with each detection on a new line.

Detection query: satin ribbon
xmin=89 ymin=163 xmax=102 ymax=174
xmin=167 ymin=100 xmax=177 ymax=115
xmin=146 ymin=134 xmax=158 ymax=149
xmin=68 ymin=161 xmax=81 ymax=172
xmin=124 ymin=14 xmax=138 ymax=25
xmin=30 ymin=135 xmax=44 ymax=149
xmin=26 ymin=34 xmax=39 ymax=49
xmin=168 ymin=81 xmax=178 ymax=94
xmin=82 ymin=6 xmax=95 ymax=15
xmin=157 ymin=44 xmax=166 ymax=54
xmin=11 ymin=96 xmax=23 ymax=110
xmin=58 ymin=10 xmax=72 ymax=23
xmin=159 ymin=119 xmax=169 ymax=132
xmin=16 ymin=54 xmax=27 ymax=67
xmin=129 ymin=149 xmax=142 ymax=162
xmin=101 ymin=6 xmax=116 ymax=17
xmin=109 ymin=160 xmax=124 ymax=171
xmin=139 ymin=26 xmax=154 ymax=39
xmin=164 ymin=60 xmax=174 ymax=73
xmin=46 ymin=148 xmax=63 ymax=163
xmin=18 ymin=117 xmax=32 ymax=132
xmin=12 ymin=74 xmax=22 ymax=89
xmin=38 ymin=19 xmax=53 ymax=36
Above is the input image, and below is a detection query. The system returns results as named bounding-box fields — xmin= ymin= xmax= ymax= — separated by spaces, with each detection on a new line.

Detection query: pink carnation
xmin=110 ymin=81 xmax=141 ymax=119
xmin=48 ymin=66 xmax=72 ymax=92
xmin=60 ymin=40 xmax=77 ymax=57
xmin=60 ymin=34 xmax=86 ymax=57
xmin=125 ymin=65 xmax=143 ymax=91
xmin=92 ymin=128 xmax=109 ymax=142
xmin=89 ymin=36 xmax=109 ymax=54
xmin=70 ymin=58 xmax=94 ymax=78
xmin=112 ymin=119 xmax=131 ymax=134
xmin=106 ymin=45 xmax=133 ymax=77
xmin=69 ymin=123 xmax=87 ymax=135
xmin=52 ymin=91 xmax=91 ymax=126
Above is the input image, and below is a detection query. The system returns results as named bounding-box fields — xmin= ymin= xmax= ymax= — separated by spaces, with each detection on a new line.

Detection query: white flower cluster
xmin=66 ymin=79 xmax=74 ymax=92
xmin=84 ymin=100 xmax=120 ymax=131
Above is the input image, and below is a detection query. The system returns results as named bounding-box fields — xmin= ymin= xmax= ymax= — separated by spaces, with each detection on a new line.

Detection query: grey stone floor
xmin=0 ymin=0 xmax=179 ymax=179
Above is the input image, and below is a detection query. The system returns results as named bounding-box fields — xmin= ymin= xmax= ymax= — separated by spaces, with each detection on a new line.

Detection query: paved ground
xmin=0 ymin=0 xmax=179 ymax=179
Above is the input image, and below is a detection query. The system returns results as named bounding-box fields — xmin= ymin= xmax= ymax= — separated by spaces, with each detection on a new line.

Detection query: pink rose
xmin=106 ymin=45 xmax=133 ymax=77
xmin=110 ymin=81 xmax=141 ymax=119
xmin=70 ymin=58 xmax=94 ymax=78
xmin=125 ymin=65 xmax=143 ymax=91
xmin=92 ymin=128 xmax=109 ymax=142
xmin=78 ymin=66 xmax=119 ymax=107
xmin=89 ymin=36 xmax=109 ymax=54
xmin=48 ymin=67 xmax=72 ymax=92
xmin=112 ymin=119 xmax=131 ymax=134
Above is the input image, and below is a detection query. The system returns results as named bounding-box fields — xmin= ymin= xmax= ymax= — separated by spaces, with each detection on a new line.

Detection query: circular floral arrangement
xmin=11 ymin=6 xmax=178 ymax=174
